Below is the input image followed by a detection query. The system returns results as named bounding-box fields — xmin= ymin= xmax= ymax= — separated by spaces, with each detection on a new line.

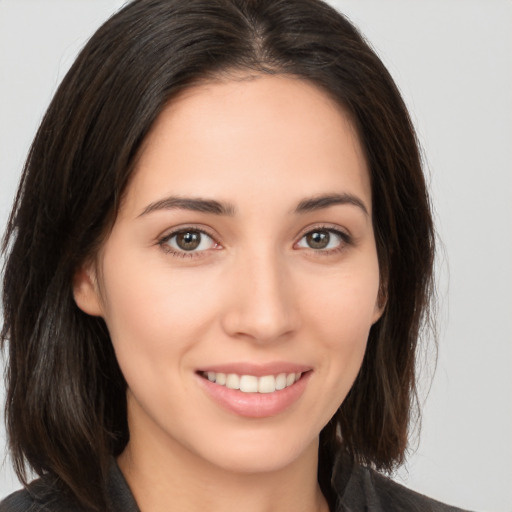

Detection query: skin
xmin=74 ymin=74 xmax=384 ymax=512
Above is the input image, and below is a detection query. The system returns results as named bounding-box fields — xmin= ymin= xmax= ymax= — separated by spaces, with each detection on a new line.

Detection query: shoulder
xmin=360 ymin=467 xmax=469 ymax=512
xmin=332 ymin=453 xmax=472 ymax=512
xmin=0 ymin=488 xmax=37 ymax=512
xmin=0 ymin=478 xmax=84 ymax=512
xmin=0 ymin=461 xmax=138 ymax=512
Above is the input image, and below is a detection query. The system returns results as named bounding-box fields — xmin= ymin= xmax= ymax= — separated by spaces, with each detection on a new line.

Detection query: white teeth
xmin=240 ymin=375 xmax=258 ymax=392
xmin=258 ymin=375 xmax=276 ymax=393
xmin=275 ymin=373 xmax=287 ymax=390
xmin=203 ymin=371 xmax=302 ymax=393
xmin=226 ymin=373 xmax=240 ymax=390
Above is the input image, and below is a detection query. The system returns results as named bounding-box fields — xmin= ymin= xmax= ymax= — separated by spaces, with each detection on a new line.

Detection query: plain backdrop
xmin=0 ymin=1 xmax=511 ymax=511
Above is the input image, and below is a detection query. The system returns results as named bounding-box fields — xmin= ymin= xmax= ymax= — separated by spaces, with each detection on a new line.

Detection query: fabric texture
xmin=0 ymin=453 xmax=471 ymax=512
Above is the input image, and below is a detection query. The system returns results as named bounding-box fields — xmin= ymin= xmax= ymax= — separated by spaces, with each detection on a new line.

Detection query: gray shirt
xmin=0 ymin=453 xmax=470 ymax=512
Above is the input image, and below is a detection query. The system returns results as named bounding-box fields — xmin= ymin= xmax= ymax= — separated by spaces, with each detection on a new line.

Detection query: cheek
xmin=301 ymin=260 xmax=380 ymax=340
xmin=98 ymin=252 xmax=208 ymax=366
xmin=298 ymin=259 xmax=380 ymax=393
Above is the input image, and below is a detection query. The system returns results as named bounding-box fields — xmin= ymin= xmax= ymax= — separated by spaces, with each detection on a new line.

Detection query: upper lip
xmin=196 ymin=362 xmax=312 ymax=377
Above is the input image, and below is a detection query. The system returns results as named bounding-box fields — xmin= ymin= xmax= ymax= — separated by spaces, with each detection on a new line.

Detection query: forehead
xmin=124 ymin=75 xmax=371 ymax=216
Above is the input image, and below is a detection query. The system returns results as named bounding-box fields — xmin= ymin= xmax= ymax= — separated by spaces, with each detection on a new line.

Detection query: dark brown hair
xmin=1 ymin=0 xmax=434 ymax=510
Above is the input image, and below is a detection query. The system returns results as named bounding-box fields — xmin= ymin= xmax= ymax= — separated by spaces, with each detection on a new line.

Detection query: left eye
xmin=296 ymin=229 xmax=345 ymax=250
xmin=163 ymin=230 xmax=217 ymax=252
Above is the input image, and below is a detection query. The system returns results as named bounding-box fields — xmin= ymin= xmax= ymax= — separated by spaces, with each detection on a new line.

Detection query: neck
xmin=118 ymin=410 xmax=329 ymax=512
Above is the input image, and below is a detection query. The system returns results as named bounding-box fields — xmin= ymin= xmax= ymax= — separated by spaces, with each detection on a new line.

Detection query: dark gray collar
xmin=107 ymin=461 xmax=140 ymax=512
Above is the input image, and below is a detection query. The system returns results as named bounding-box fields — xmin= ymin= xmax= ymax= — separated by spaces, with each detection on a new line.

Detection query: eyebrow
xmin=294 ymin=193 xmax=369 ymax=216
xmin=138 ymin=196 xmax=236 ymax=217
xmin=138 ymin=192 xmax=369 ymax=218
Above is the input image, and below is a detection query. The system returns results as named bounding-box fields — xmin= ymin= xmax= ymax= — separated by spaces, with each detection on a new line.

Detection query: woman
xmin=0 ymin=0 xmax=469 ymax=511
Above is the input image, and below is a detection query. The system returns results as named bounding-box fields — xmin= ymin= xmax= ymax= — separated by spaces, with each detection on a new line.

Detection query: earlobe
xmin=372 ymin=284 xmax=388 ymax=324
xmin=72 ymin=265 xmax=103 ymax=317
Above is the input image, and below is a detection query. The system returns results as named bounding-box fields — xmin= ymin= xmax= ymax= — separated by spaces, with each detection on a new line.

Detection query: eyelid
xmin=295 ymin=223 xmax=351 ymax=241
xmin=294 ymin=224 xmax=352 ymax=253
xmin=157 ymin=225 xmax=222 ymax=257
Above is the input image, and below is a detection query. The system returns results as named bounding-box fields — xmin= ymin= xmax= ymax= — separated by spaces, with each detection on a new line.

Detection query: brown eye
xmin=296 ymin=228 xmax=348 ymax=252
xmin=305 ymin=230 xmax=330 ymax=249
xmin=176 ymin=231 xmax=201 ymax=251
xmin=163 ymin=229 xmax=217 ymax=253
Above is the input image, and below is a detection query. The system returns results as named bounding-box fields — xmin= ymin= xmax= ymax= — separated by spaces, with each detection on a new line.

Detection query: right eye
xmin=160 ymin=229 xmax=219 ymax=255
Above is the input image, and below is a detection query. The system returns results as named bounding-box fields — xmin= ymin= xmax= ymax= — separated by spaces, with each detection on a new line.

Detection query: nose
xmin=220 ymin=250 xmax=300 ymax=344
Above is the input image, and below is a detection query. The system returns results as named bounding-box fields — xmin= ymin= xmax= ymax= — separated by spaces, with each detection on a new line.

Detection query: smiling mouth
xmin=200 ymin=371 xmax=303 ymax=394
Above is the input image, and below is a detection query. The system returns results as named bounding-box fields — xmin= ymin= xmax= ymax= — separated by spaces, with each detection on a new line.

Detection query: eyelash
xmin=158 ymin=227 xmax=218 ymax=259
xmin=157 ymin=225 xmax=352 ymax=259
xmin=295 ymin=225 xmax=352 ymax=256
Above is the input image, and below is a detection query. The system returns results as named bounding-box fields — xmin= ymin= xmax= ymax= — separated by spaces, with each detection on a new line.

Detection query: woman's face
xmin=75 ymin=75 xmax=383 ymax=474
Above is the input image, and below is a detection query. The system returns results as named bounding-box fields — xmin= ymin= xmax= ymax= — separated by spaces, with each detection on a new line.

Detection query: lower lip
xmin=197 ymin=372 xmax=311 ymax=418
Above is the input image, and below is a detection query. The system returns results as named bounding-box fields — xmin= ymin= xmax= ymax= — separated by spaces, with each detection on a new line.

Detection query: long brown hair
xmin=1 ymin=0 xmax=435 ymax=510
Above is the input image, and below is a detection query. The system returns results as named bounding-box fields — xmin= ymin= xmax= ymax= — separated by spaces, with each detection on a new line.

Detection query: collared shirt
xmin=0 ymin=454 xmax=471 ymax=512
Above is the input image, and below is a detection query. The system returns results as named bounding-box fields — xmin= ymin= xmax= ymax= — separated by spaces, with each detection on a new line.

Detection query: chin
xmin=192 ymin=429 xmax=319 ymax=475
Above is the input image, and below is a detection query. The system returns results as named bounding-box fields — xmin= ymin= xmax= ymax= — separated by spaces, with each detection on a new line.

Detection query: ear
xmin=72 ymin=264 xmax=103 ymax=317
xmin=372 ymin=281 xmax=388 ymax=325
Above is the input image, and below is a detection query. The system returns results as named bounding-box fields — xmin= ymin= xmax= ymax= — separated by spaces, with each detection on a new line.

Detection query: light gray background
xmin=1 ymin=1 xmax=511 ymax=510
